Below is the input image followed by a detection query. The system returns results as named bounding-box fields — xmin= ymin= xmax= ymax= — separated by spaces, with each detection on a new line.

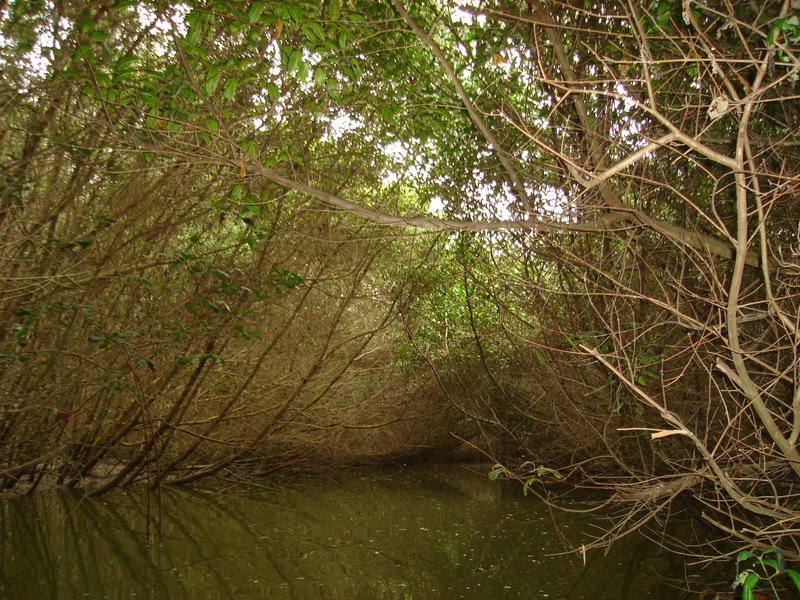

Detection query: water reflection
xmin=0 ymin=466 xmax=691 ymax=599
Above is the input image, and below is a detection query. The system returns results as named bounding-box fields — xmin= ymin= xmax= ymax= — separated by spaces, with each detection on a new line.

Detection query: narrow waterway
xmin=0 ymin=465 xmax=701 ymax=599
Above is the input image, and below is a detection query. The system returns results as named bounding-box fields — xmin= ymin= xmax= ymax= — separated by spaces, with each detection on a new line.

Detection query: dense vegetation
xmin=2 ymin=0 xmax=799 ymax=591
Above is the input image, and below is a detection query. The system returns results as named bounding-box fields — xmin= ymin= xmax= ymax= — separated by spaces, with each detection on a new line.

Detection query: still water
xmin=0 ymin=465 xmax=696 ymax=599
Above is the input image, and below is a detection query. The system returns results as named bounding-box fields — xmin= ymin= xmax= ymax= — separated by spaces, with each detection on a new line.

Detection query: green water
xmin=0 ymin=465 xmax=694 ymax=599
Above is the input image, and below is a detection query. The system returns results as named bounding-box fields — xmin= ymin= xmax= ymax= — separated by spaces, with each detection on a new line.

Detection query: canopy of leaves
xmin=1 ymin=0 xmax=799 ymax=587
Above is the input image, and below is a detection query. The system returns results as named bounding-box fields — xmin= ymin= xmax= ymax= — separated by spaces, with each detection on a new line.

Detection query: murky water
xmin=0 ymin=465 xmax=696 ymax=599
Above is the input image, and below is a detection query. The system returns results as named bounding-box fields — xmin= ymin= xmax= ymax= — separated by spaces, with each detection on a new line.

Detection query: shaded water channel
xmin=0 ymin=465 xmax=700 ymax=599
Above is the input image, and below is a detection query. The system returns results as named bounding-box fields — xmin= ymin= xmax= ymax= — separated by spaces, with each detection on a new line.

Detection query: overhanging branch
xmin=252 ymin=162 xmax=771 ymax=269
xmin=125 ymin=135 xmax=771 ymax=270
xmin=255 ymin=163 xmax=626 ymax=233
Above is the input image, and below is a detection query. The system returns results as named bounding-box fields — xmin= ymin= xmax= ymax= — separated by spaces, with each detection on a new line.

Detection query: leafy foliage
xmin=735 ymin=548 xmax=800 ymax=600
xmin=1 ymin=2 xmax=799 ymax=593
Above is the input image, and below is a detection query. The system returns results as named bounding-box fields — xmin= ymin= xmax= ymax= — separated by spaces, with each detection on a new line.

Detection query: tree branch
xmin=392 ymin=0 xmax=533 ymax=213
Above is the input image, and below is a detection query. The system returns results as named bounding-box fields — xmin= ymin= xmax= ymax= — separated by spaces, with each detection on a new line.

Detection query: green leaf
xmin=287 ymin=49 xmax=302 ymax=72
xmin=186 ymin=12 xmax=204 ymax=46
xmin=241 ymin=140 xmax=258 ymax=158
xmin=767 ymin=27 xmax=777 ymax=46
xmin=115 ymin=55 xmax=138 ymax=72
xmin=302 ymin=22 xmax=325 ymax=44
xmin=138 ymin=91 xmax=157 ymax=108
xmin=326 ymin=77 xmax=339 ymax=99
xmin=75 ymin=236 xmax=94 ymax=250
xmin=488 ymin=464 xmax=506 ymax=480
xmin=328 ymin=0 xmax=341 ymax=21
xmin=759 ymin=558 xmax=782 ymax=576
xmin=78 ymin=43 xmax=93 ymax=59
xmin=206 ymin=118 xmax=219 ymax=132
xmin=738 ymin=570 xmax=759 ymax=600
xmin=534 ymin=348 xmax=547 ymax=365
xmin=248 ymin=2 xmax=265 ymax=23
xmin=349 ymin=58 xmax=363 ymax=79
xmin=270 ymin=268 xmax=304 ymax=288
xmin=230 ymin=184 xmax=244 ymax=201
xmin=205 ymin=73 xmax=221 ymax=95
xmin=95 ymin=71 xmax=112 ymax=87
xmin=654 ymin=0 xmax=672 ymax=26
xmin=286 ymin=2 xmax=303 ymax=23
xmin=785 ymin=568 xmax=800 ymax=590
xmin=737 ymin=550 xmax=757 ymax=563
xmin=313 ymin=66 xmax=326 ymax=85
xmin=266 ymin=82 xmax=280 ymax=100
xmin=297 ymin=60 xmax=309 ymax=80
xmin=223 ymin=77 xmax=238 ymax=99
xmin=226 ymin=21 xmax=242 ymax=35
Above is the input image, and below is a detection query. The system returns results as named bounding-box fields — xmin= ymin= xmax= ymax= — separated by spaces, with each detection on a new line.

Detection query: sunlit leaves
xmin=222 ymin=77 xmax=238 ymax=99
xmin=487 ymin=464 xmax=507 ymax=480
xmin=287 ymin=47 xmax=303 ymax=73
xmin=328 ymin=0 xmax=341 ymax=22
xmin=297 ymin=60 xmax=310 ymax=81
xmin=248 ymin=1 xmax=266 ymax=24
xmin=767 ymin=15 xmax=800 ymax=62
xmin=266 ymin=82 xmax=280 ymax=101
xmin=229 ymin=184 xmax=245 ymax=202
xmin=325 ymin=79 xmax=341 ymax=100
xmin=205 ymin=65 xmax=223 ymax=95
xmin=283 ymin=2 xmax=304 ymax=24
xmin=241 ymin=140 xmax=258 ymax=158
xmin=185 ymin=8 xmax=211 ymax=47
xmin=302 ymin=21 xmax=326 ymax=45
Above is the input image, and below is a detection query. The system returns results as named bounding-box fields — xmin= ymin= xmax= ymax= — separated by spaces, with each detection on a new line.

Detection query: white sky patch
xmin=382 ymin=140 xmax=407 ymax=161
xmin=429 ymin=195 xmax=445 ymax=215
xmin=21 ymin=30 xmax=53 ymax=81
xmin=322 ymin=111 xmax=363 ymax=141
xmin=0 ymin=1 xmax=70 ymax=90
xmin=452 ymin=2 xmax=486 ymax=26
xmin=611 ymin=83 xmax=647 ymax=148
xmin=253 ymin=44 xmax=329 ymax=131
xmin=381 ymin=139 xmax=422 ymax=186
xmin=483 ymin=184 xmax=515 ymax=221
xmin=137 ymin=3 xmax=190 ymax=56
xmin=252 ymin=43 xmax=287 ymax=129
xmin=536 ymin=185 xmax=573 ymax=222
